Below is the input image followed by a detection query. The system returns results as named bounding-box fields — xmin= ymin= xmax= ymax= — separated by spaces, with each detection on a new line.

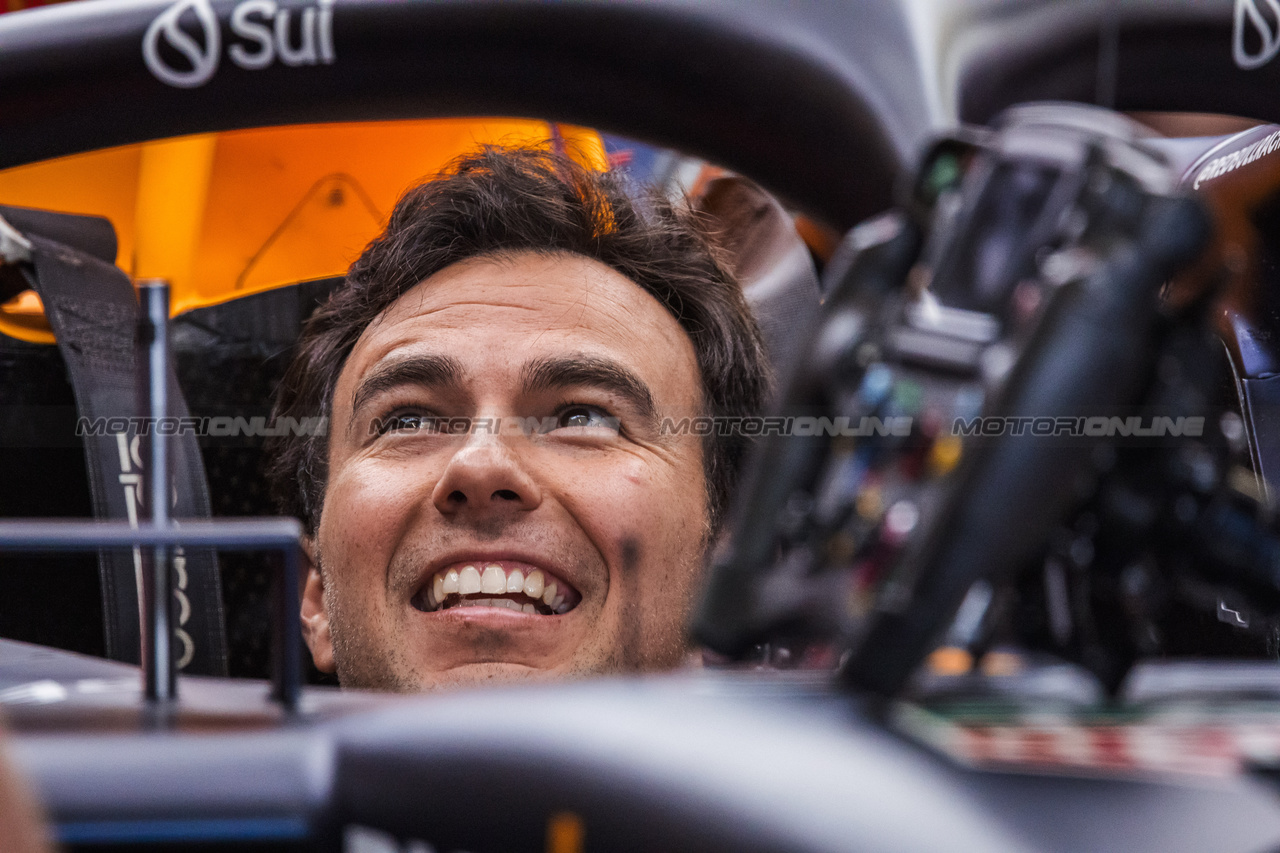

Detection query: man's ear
xmin=299 ymin=538 xmax=336 ymax=674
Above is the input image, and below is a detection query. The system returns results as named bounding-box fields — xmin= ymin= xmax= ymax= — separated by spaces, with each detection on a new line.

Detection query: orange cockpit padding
xmin=0 ymin=118 xmax=607 ymax=344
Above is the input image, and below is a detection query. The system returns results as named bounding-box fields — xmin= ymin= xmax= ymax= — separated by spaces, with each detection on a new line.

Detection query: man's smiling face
xmin=302 ymin=250 xmax=710 ymax=690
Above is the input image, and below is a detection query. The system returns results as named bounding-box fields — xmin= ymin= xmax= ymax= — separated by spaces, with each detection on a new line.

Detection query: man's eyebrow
xmin=350 ymin=354 xmax=466 ymax=417
xmin=520 ymin=354 xmax=657 ymax=422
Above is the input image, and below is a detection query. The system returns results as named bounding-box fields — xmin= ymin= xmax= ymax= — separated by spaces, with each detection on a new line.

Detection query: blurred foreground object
xmin=0 ymin=726 xmax=51 ymax=853
xmin=697 ymin=101 xmax=1280 ymax=698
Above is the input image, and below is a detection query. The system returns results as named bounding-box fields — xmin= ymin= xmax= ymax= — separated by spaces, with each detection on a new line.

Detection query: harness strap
xmin=5 ymin=207 xmax=227 ymax=676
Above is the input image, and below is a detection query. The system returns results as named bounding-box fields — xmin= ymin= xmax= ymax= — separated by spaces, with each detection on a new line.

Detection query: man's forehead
xmin=336 ymin=251 xmax=702 ymax=407
xmin=374 ymin=254 xmax=667 ymax=338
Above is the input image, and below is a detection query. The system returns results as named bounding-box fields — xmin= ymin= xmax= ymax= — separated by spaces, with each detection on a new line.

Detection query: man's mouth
xmin=411 ymin=562 xmax=581 ymax=616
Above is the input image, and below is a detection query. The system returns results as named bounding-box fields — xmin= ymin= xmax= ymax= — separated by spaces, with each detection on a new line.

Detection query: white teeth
xmin=458 ymin=565 xmax=482 ymax=595
xmin=480 ymin=564 xmax=506 ymax=594
xmin=525 ymin=570 xmax=544 ymax=599
xmin=422 ymin=564 xmax=575 ymax=615
xmin=472 ymin=598 xmax=520 ymax=612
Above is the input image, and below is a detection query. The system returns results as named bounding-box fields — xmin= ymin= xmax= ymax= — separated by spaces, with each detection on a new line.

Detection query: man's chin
xmin=415 ymin=661 xmax=555 ymax=691
xmin=332 ymin=657 xmax=576 ymax=693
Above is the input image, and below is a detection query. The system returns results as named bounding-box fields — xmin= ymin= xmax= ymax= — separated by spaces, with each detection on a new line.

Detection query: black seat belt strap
xmin=10 ymin=218 xmax=227 ymax=676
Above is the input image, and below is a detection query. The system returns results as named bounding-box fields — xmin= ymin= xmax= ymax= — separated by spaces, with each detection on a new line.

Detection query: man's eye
xmin=555 ymin=405 xmax=619 ymax=432
xmin=375 ymin=412 xmax=442 ymax=435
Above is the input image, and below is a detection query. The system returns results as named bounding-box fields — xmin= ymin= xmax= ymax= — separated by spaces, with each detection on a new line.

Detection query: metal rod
xmin=141 ymin=281 xmax=170 ymax=531
xmin=0 ymin=518 xmax=305 ymax=712
xmin=138 ymin=280 xmax=173 ymax=703
xmin=0 ymin=518 xmax=303 ymax=549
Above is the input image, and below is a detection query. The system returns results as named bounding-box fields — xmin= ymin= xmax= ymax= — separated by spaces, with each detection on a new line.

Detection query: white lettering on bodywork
xmin=1193 ymin=129 xmax=1280 ymax=189
xmin=144 ymin=0 xmax=334 ymax=88
xmin=1235 ymin=0 xmax=1280 ymax=69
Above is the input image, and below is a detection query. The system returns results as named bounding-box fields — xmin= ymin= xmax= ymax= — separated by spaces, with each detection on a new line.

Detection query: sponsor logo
xmin=1235 ymin=0 xmax=1280 ymax=70
xmin=1193 ymin=129 xmax=1280 ymax=189
xmin=144 ymin=0 xmax=335 ymax=89
xmin=113 ymin=433 xmax=196 ymax=669
xmin=143 ymin=0 xmax=220 ymax=88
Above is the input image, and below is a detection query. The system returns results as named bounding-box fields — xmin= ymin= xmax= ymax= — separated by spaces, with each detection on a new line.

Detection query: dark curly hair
xmin=266 ymin=145 xmax=769 ymax=535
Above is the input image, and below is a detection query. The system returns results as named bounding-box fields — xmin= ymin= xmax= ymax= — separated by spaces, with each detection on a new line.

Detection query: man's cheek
xmin=321 ymin=472 xmax=413 ymax=576
xmin=611 ymin=533 xmax=696 ymax=668
xmin=328 ymin=462 xmax=422 ymax=527
xmin=611 ymin=459 xmax=691 ymax=519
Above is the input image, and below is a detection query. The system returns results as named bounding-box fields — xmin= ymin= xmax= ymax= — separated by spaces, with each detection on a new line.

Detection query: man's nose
xmin=430 ymin=435 xmax=542 ymax=517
